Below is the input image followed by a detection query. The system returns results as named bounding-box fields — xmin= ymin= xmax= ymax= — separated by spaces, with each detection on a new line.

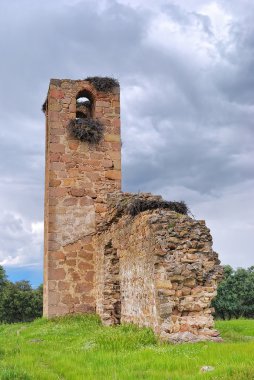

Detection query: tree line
xmin=212 ymin=265 xmax=254 ymax=319
xmin=0 ymin=264 xmax=253 ymax=323
xmin=0 ymin=266 xmax=42 ymax=323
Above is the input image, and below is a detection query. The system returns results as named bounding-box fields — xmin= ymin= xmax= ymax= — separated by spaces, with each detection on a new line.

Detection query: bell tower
xmin=43 ymin=77 xmax=121 ymax=317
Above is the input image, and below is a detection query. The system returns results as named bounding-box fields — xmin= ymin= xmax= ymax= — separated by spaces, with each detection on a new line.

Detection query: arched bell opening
xmin=76 ymin=89 xmax=94 ymax=119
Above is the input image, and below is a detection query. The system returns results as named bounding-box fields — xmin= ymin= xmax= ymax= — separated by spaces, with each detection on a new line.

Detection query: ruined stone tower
xmin=44 ymin=78 xmax=121 ymax=317
xmin=44 ymin=77 xmax=222 ymax=342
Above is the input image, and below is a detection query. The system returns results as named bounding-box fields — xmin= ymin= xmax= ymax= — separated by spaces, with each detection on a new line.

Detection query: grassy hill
xmin=0 ymin=316 xmax=253 ymax=380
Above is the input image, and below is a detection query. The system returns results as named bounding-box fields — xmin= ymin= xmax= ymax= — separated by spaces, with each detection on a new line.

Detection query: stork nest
xmin=68 ymin=118 xmax=104 ymax=144
xmin=85 ymin=76 xmax=119 ymax=92
xmin=127 ymin=198 xmax=189 ymax=217
xmin=42 ymin=99 xmax=47 ymax=113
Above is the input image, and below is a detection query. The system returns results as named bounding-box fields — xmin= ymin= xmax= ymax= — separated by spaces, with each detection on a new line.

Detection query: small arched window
xmin=76 ymin=90 xmax=93 ymax=120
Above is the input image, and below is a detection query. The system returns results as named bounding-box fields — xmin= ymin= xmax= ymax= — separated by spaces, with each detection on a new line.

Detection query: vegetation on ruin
xmin=84 ymin=76 xmax=119 ymax=92
xmin=0 ymin=315 xmax=253 ymax=379
xmin=68 ymin=117 xmax=104 ymax=144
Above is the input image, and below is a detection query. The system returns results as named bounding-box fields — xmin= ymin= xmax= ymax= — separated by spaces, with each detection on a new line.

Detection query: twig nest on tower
xmin=68 ymin=118 xmax=104 ymax=144
xmin=84 ymin=76 xmax=119 ymax=92
xmin=127 ymin=198 xmax=190 ymax=217
xmin=42 ymin=99 xmax=47 ymax=113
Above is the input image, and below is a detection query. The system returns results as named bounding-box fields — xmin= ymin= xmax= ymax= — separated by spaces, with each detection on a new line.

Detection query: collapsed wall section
xmin=94 ymin=193 xmax=223 ymax=343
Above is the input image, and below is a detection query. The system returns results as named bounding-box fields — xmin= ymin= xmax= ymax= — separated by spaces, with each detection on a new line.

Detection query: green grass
xmin=0 ymin=316 xmax=253 ymax=380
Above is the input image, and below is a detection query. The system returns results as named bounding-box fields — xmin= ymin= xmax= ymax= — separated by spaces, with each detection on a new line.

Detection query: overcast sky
xmin=0 ymin=0 xmax=253 ymax=286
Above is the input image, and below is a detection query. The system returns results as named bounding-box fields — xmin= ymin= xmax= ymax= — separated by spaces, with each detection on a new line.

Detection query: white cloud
xmin=31 ymin=221 xmax=44 ymax=235
xmin=192 ymin=180 xmax=254 ymax=268
xmin=199 ymin=2 xmax=232 ymax=41
xmin=0 ymin=212 xmax=43 ymax=267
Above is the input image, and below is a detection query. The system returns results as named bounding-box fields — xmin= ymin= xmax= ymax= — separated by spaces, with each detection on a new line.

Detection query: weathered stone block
xmin=104 ymin=134 xmax=121 ymax=142
xmin=105 ymin=170 xmax=121 ymax=180
xmin=48 ymin=268 xmax=66 ymax=280
xmin=50 ymin=88 xmax=65 ymax=99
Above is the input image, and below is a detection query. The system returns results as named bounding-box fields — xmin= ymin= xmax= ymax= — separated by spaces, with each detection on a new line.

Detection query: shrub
xmin=85 ymin=76 xmax=119 ymax=92
xmin=0 ymin=281 xmax=43 ymax=324
xmin=212 ymin=265 xmax=254 ymax=319
xmin=68 ymin=117 xmax=104 ymax=144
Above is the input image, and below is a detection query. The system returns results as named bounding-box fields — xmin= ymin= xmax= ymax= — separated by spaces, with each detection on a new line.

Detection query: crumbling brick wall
xmin=94 ymin=193 xmax=223 ymax=343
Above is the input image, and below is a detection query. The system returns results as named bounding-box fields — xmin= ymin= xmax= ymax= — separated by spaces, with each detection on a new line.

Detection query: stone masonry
xmin=94 ymin=192 xmax=223 ymax=343
xmin=44 ymin=77 xmax=222 ymax=342
xmin=44 ymin=78 xmax=121 ymax=317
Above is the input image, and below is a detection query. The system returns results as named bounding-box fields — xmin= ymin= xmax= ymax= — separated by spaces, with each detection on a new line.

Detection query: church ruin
xmin=43 ymin=77 xmax=223 ymax=343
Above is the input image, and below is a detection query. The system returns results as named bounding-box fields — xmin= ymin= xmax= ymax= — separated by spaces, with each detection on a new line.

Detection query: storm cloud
xmin=0 ymin=0 xmax=253 ymax=281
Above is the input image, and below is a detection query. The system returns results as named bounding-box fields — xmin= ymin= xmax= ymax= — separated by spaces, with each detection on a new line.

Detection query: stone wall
xmin=44 ymin=79 xmax=121 ymax=317
xmin=94 ymin=193 xmax=223 ymax=343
